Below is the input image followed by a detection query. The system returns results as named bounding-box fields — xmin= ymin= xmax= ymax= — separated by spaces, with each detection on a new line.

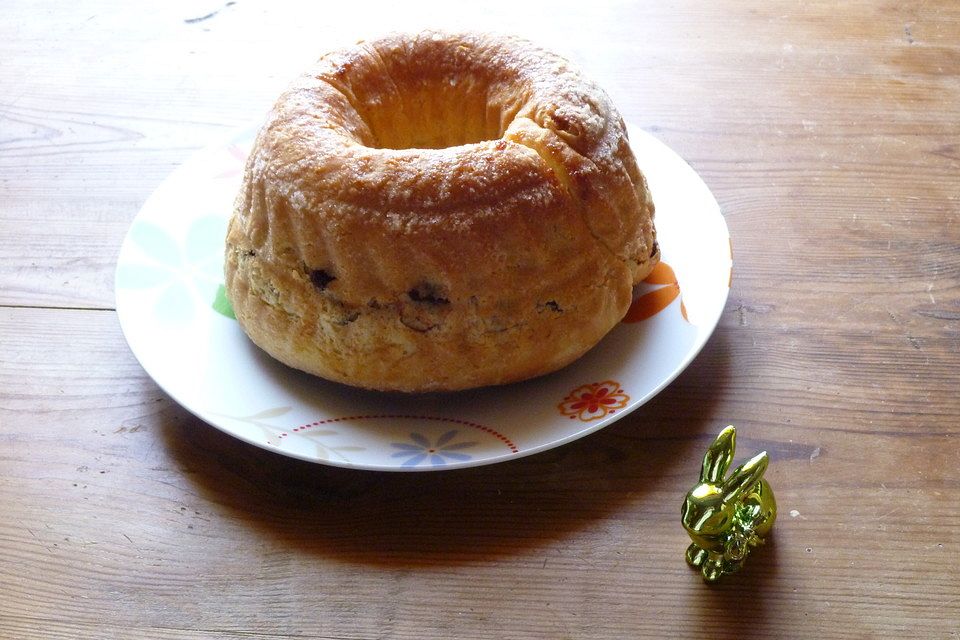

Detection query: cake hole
xmin=337 ymin=49 xmax=521 ymax=150
xmin=310 ymin=269 xmax=336 ymax=291
xmin=360 ymin=81 xmax=511 ymax=150
xmin=408 ymin=282 xmax=449 ymax=305
xmin=649 ymin=241 xmax=659 ymax=258
xmin=540 ymin=300 xmax=562 ymax=313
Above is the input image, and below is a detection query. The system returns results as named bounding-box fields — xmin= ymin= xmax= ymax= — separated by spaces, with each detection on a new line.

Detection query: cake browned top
xmin=225 ymin=31 xmax=658 ymax=391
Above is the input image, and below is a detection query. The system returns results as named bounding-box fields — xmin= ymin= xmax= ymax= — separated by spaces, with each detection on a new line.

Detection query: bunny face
xmin=682 ymin=485 xmax=735 ymax=553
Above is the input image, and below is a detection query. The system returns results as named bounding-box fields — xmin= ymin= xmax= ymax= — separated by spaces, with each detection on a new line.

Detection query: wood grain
xmin=2 ymin=308 xmax=958 ymax=637
xmin=2 ymin=0 xmax=960 ymax=638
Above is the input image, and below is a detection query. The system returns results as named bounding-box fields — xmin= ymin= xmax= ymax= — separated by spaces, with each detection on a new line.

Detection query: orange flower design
xmin=558 ymin=381 xmax=630 ymax=422
xmin=623 ymin=261 xmax=688 ymax=323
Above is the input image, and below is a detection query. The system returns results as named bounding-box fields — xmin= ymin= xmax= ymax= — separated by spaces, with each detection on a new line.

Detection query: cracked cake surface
xmin=225 ymin=30 xmax=658 ymax=392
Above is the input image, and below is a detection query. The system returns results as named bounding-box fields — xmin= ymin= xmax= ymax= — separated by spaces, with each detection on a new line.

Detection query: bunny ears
xmin=700 ymin=425 xmax=770 ymax=501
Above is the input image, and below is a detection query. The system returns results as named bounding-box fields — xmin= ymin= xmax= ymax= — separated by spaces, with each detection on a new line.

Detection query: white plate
xmin=116 ymin=124 xmax=730 ymax=471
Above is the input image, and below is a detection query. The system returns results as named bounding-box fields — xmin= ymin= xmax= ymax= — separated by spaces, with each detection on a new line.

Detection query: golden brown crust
xmin=225 ymin=31 xmax=658 ymax=392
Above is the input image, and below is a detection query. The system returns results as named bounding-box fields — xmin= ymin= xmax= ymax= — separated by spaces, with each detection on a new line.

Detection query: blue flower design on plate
xmin=390 ymin=430 xmax=478 ymax=468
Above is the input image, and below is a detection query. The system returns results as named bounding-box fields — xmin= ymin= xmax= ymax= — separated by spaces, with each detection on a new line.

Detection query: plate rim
xmin=115 ymin=124 xmax=729 ymax=472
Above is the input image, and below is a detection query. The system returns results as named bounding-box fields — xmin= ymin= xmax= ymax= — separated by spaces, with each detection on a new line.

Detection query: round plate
xmin=116 ymin=124 xmax=730 ymax=471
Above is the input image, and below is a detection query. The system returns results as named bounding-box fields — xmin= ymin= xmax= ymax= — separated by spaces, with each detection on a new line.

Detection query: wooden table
xmin=3 ymin=1 xmax=959 ymax=637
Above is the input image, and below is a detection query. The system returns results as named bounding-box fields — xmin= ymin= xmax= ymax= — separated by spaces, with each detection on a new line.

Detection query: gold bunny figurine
xmin=681 ymin=426 xmax=777 ymax=582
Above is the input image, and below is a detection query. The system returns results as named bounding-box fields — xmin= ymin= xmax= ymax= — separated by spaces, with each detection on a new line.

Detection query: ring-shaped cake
xmin=225 ymin=31 xmax=659 ymax=392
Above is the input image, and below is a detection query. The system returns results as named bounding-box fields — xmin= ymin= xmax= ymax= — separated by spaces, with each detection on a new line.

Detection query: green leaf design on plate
xmin=130 ymin=221 xmax=181 ymax=265
xmin=185 ymin=216 xmax=228 ymax=265
xmin=155 ymin=282 xmax=194 ymax=325
xmin=195 ymin=254 xmax=227 ymax=283
xmin=211 ymin=284 xmax=236 ymax=320
xmin=115 ymin=263 xmax=171 ymax=289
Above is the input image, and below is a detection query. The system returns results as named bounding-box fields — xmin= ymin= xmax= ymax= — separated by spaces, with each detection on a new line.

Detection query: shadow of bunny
xmin=159 ymin=330 xmax=734 ymax=568
xmin=676 ymin=535 xmax=782 ymax=637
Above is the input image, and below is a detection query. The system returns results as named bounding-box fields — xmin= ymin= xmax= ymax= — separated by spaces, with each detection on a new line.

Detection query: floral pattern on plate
xmin=391 ymin=430 xmax=478 ymax=468
xmin=624 ymin=261 xmax=688 ymax=323
xmin=115 ymin=216 xmax=227 ymax=325
xmin=558 ymin=381 xmax=631 ymax=422
xmin=115 ymin=123 xmax=731 ymax=470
